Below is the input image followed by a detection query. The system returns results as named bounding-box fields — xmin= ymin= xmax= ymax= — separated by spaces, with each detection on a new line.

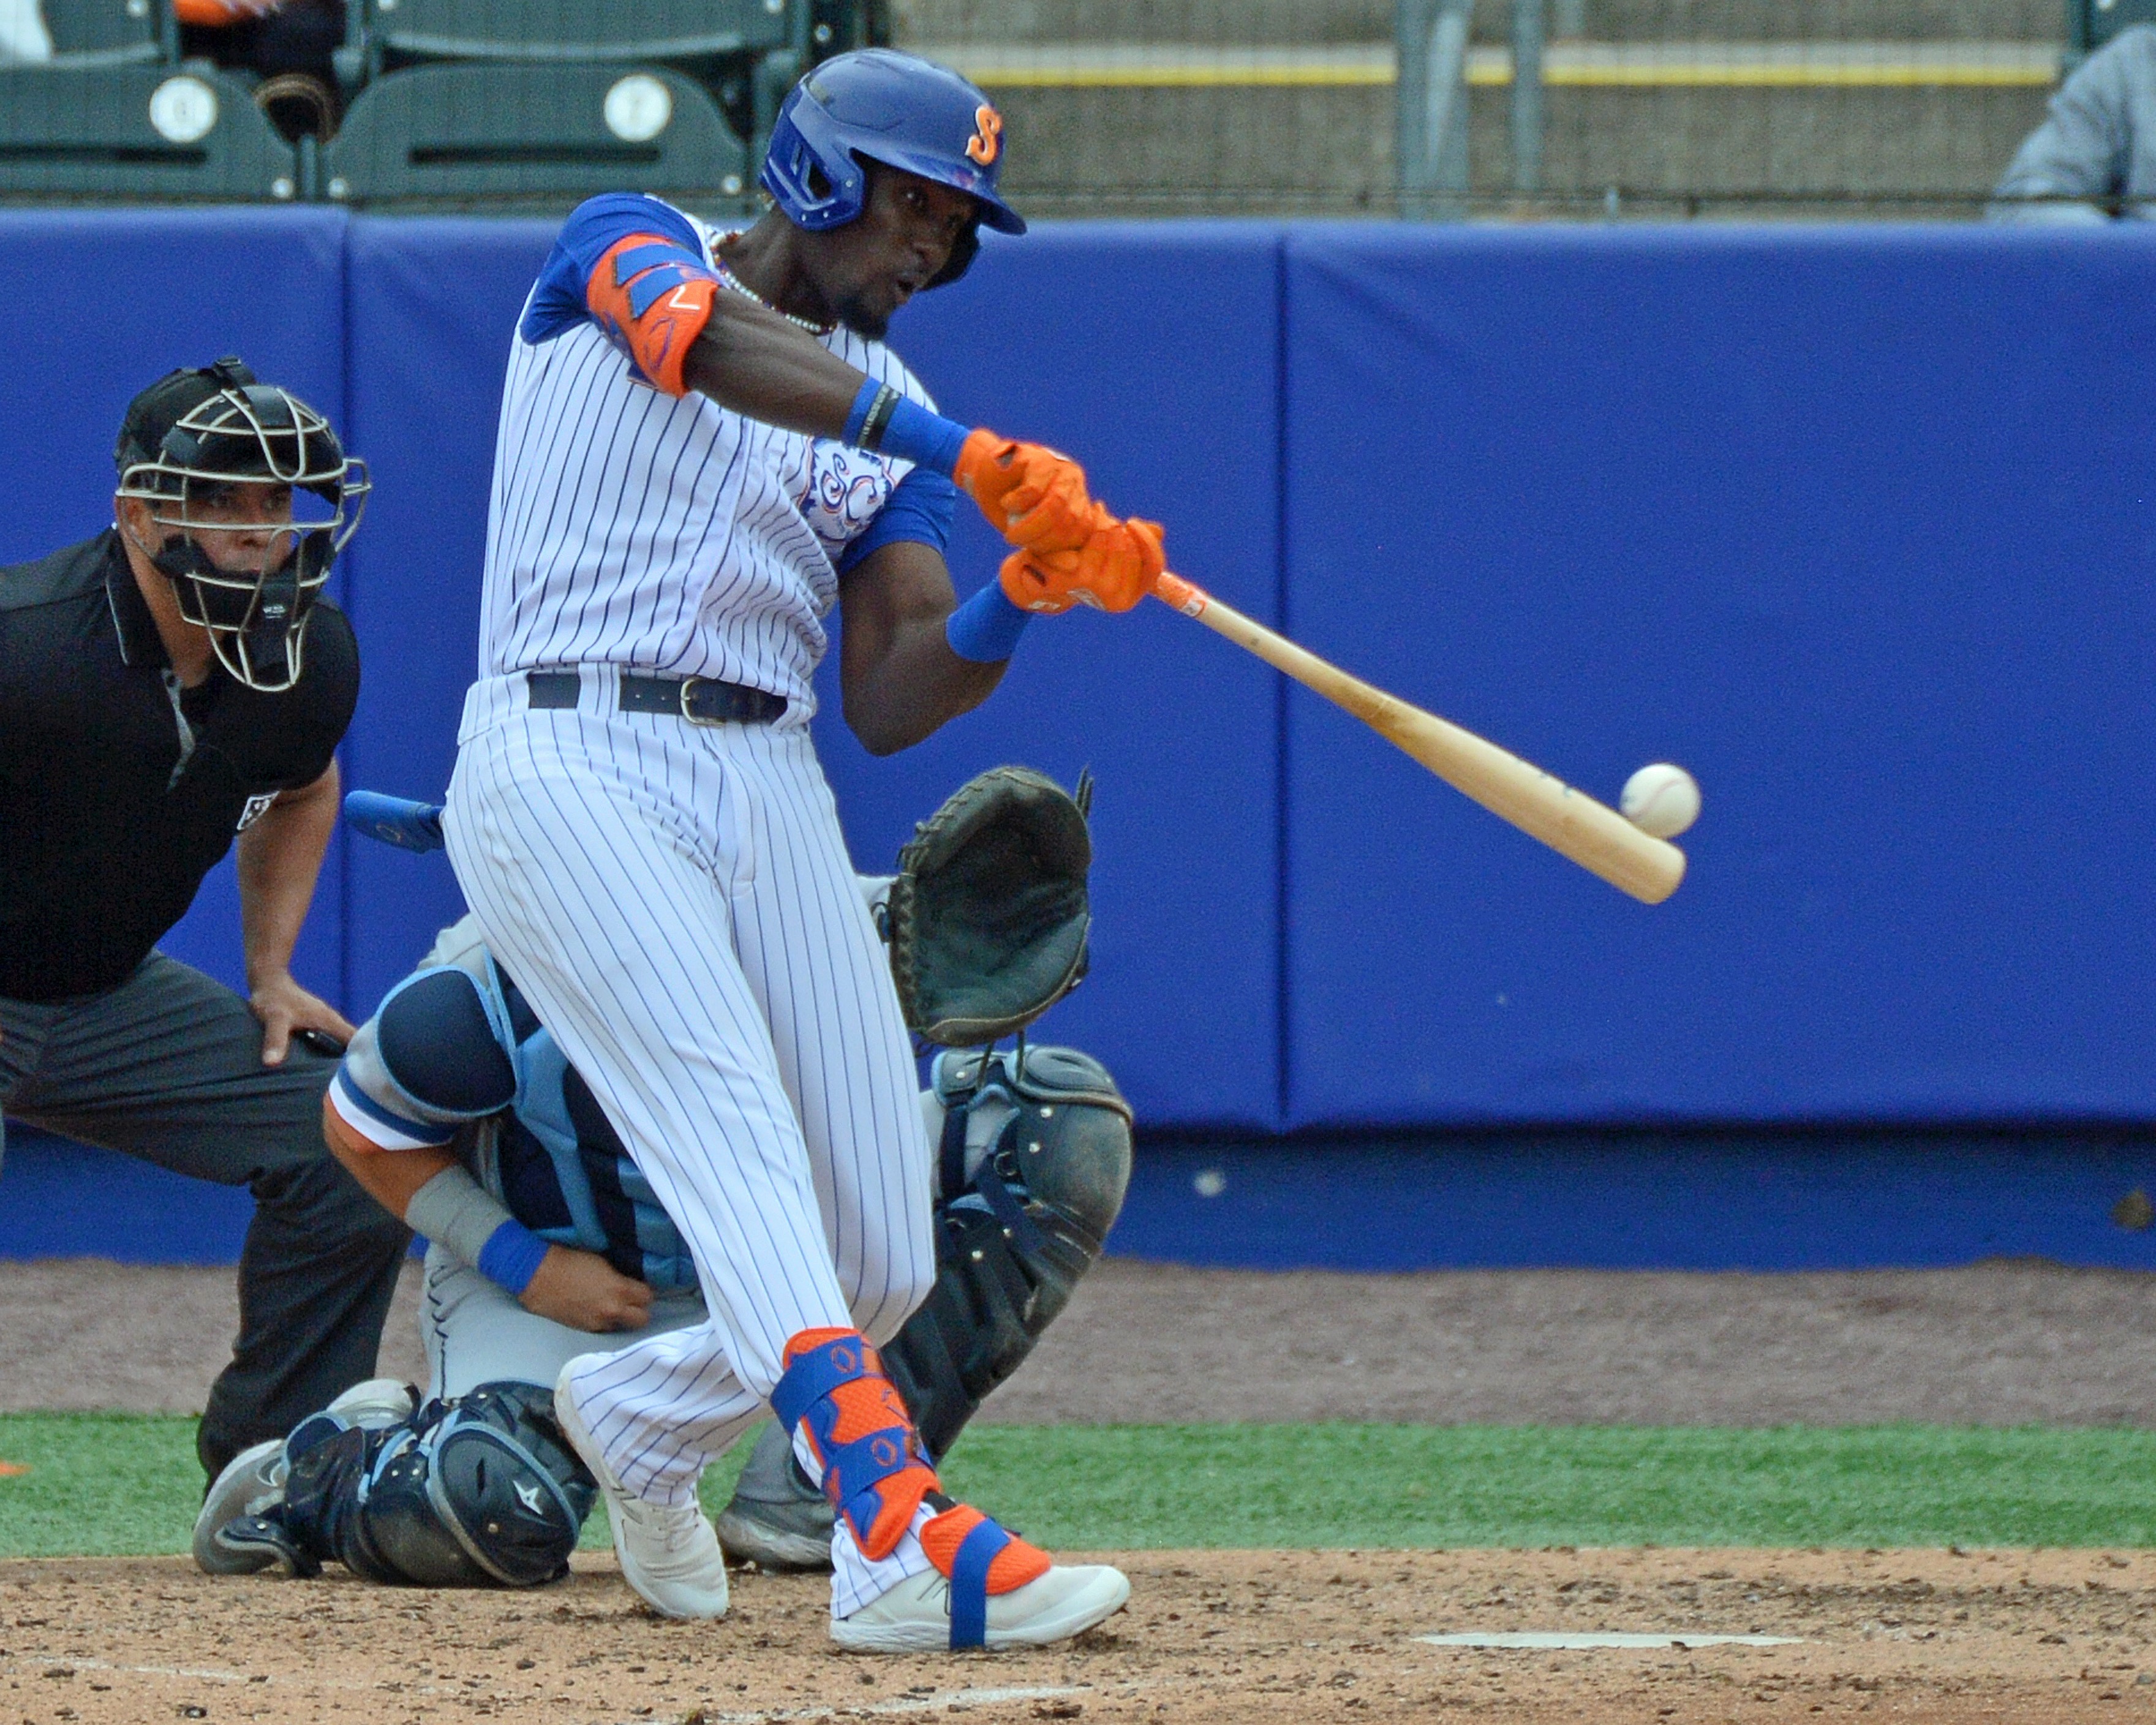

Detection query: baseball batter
xmin=440 ymin=50 xmax=1163 ymax=1651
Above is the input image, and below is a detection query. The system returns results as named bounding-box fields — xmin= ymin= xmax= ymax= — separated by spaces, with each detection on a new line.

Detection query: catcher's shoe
xmin=833 ymin=1556 xmax=1131 ymax=1653
xmin=192 ymin=1379 xmax=418 ymax=1576
xmin=714 ymin=1419 xmax=834 ymax=1571
xmin=554 ymin=1354 xmax=729 ymax=1620
xmin=201 ymin=1511 xmax=321 ymax=1579
xmin=193 ymin=1440 xmax=290 ymax=1574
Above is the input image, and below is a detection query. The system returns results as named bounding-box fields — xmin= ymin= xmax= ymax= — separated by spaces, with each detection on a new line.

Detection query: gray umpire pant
xmin=0 ymin=953 xmax=413 ymax=1482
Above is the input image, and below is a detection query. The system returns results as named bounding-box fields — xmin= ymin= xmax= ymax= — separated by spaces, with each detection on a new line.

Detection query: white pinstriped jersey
xmin=478 ymin=202 xmax=937 ymax=714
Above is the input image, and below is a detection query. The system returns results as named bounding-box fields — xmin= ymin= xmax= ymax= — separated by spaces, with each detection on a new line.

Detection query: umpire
xmin=0 ymin=356 xmax=410 ymax=1482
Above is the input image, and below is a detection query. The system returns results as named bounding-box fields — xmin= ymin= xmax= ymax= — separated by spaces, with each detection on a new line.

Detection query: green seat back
xmin=42 ymin=0 xmax=162 ymax=67
xmin=366 ymin=0 xmax=793 ymax=63
xmin=0 ymin=66 xmax=298 ymax=200
xmin=322 ymin=61 xmax=746 ymax=206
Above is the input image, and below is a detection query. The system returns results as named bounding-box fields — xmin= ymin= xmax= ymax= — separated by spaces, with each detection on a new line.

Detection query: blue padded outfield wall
xmin=7 ymin=211 xmax=2156 ymax=1269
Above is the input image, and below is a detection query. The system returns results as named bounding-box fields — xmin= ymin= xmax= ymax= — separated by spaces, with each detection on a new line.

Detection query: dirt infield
xmin=8 ymin=1256 xmax=2156 ymax=1424
xmin=1 ymin=1547 xmax=2151 ymax=1724
xmin=8 ymin=1258 xmax=2156 ymax=1720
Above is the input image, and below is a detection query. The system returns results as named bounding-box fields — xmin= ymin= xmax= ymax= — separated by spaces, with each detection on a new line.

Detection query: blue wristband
xmin=844 ymin=379 xmax=971 ymax=477
xmin=946 ymin=580 xmax=1033 ymax=663
xmin=842 ymin=377 xmax=884 ymax=445
xmin=476 ymin=1218 xmax=551 ymax=1296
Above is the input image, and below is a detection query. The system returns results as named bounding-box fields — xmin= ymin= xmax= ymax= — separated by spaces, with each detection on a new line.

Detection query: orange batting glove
xmin=953 ymin=429 xmax=1097 ymax=554
xmin=1000 ymin=517 xmax=1166 ymax=615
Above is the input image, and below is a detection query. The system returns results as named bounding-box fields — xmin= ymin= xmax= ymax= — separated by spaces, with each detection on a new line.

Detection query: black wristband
xmin=858 ymin=384 xmax=902 ymax=451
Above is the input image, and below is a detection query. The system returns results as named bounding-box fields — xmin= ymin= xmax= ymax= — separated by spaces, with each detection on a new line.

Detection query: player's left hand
xmin=999 ymin=516 xmax=1166 ymax=614
xmin=249 ymin=971 xmax=358 ymax=1066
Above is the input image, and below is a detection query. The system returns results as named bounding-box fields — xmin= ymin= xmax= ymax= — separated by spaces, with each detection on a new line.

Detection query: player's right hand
xmin=954 ymin=430 xmax=1098 ymax=554
xmin=1000 ymin=516 xmax=1166 ymax=614
xmin=518 ymin=1245 xmax=654 ymax=1333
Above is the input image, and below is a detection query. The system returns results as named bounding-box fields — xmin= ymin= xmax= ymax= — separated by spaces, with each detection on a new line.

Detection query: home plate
xmin=1420 ymin=1633 xmax=1804 ymax=1650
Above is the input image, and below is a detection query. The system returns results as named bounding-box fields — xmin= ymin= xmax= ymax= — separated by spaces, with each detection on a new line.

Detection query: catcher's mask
xmin=115 ymin=357 xmax=369 ymax=693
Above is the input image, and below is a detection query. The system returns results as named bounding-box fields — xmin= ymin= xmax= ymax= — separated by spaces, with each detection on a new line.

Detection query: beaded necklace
xmin=712 ymin=251 xmax=834 ymax=338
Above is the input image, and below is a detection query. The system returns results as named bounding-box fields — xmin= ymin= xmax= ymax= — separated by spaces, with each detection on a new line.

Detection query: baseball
xmin=1620 ymin=763 xmax=1701 ymax=839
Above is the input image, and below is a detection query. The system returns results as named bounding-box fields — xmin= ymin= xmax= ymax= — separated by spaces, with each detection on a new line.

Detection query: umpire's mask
xmin=115 ymin=357 xmax=369 ymax=693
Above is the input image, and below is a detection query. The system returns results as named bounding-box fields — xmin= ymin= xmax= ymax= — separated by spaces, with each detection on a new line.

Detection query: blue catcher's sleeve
xmin=520 ymin=193 xmax=709 ymax=346
xmin=837 ymin=466 xmax=958 ymax=575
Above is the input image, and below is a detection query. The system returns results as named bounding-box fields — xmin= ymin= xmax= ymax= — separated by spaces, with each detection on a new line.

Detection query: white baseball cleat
xmin=553 ymin=1354 xmax=729 ymax=1620
xmin=192 ymin=1439 xmax=290 ymax=1574
xmin=832 ymin=1560 xmax=1131 ymax=1654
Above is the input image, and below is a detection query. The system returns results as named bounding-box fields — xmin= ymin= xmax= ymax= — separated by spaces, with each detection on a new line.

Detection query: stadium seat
xmin=351 ymin=0 xmax=797 ymax=75
xmin=318 ymin=61 xmax=746 ymax=206
xmin=42 ymin=0 xmax=167 ymax=69
xmin=0 ymin=64 xmax=298 ymax=200
xmin=2075 ymin=0 xmax=2156 ymax=57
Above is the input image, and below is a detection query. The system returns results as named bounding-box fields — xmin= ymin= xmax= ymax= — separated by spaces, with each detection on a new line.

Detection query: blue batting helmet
xmin=760 ymin=48 xmax=1025 ymax=287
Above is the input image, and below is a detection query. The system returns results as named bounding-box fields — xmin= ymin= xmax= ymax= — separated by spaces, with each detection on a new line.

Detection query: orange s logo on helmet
xmin=965 ymin=103 xmax=1003 ymax=166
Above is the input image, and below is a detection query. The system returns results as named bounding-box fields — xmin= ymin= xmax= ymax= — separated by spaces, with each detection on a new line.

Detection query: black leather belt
xmin=525 ymin=669 xmax=786 ymax=726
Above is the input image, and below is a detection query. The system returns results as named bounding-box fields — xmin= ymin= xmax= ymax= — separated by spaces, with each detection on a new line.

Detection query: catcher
xmin=194 ymin=768 xmax=1129 ymax=1607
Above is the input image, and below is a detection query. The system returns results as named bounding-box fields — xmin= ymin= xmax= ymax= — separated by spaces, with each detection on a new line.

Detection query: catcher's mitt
xmin=885 ymin=766 xmax=1094 ymax=1046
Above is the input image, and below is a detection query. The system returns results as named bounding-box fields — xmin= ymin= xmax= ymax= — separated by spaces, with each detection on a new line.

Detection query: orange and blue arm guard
xmin=519 ymin=194 xmax=723 ymax=397
xmin=582 ymin=233 xmax=720 ymax=398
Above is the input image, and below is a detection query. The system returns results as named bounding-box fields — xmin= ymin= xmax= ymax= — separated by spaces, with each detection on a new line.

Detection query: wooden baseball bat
xmin=1151 ymin=572 xmax=1686 ymax=905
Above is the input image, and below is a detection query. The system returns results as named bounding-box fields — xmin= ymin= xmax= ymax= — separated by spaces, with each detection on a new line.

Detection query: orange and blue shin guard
xmin=772 ymin=1329 xmax=1050 ymax=1646
xmin=771 ymin=1329 xmax=941 ymax=1561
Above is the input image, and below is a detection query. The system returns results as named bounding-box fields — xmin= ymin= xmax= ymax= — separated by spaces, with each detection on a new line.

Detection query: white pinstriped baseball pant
xmin=444 ymin=666 xmax=938 ymax=1614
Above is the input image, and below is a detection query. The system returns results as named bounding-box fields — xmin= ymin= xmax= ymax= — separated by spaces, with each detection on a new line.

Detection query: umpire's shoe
xmin=715 ymin=1419 xmax=835 ymax=1571
xmin=554 ymin=1354 xmax=731 ymax=1620
xmin=192 ymin=1377 xmax=417 ymax=1575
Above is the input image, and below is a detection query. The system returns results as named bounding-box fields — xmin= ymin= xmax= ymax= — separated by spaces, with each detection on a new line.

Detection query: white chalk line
xmin=6 ymin=1651 xmax=1133 ymax=1718
xmin=0 ymin=1649 xmax=426 ymax=1691
xmin=643 ymin=1683 xmax=1108 ymax=1724
xmin=1420 ymin=1631 xmax=1804 ymax=1650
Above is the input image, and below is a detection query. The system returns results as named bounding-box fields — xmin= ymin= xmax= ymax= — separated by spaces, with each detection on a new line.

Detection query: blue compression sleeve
xmin=476 ymin=1218 xmax=551 ymax=1296
xmin=845 ymin=378 xmax=970 ymax=477
xmin=839 ymin=467 xmax=957 ymax=574
xmin=945 ymin=580 xmax=1033 ymax=663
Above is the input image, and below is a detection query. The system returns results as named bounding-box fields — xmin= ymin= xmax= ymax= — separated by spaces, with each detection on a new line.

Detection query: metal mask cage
xmin=115 ymin=387 xmax=369 ymax=692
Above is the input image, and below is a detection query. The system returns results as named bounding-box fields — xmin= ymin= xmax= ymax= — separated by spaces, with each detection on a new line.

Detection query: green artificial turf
xmin=4 ymin=1416 xmax=2155 ymax=1561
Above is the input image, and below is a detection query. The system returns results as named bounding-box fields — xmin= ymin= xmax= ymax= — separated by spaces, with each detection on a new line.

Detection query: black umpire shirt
xmin=0 ymin=530 xmax=358 ymax=1002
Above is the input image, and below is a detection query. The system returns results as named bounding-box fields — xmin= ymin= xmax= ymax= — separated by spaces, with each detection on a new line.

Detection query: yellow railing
xmin=914 ymin=41 xmax=2061 ymax=90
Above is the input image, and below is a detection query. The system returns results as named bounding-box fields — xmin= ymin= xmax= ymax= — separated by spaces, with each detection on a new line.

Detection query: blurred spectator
xmin=177 ymin=0 xmax=345 ymax=137
xmin=1989 ymin=23 xmax=2156 ymax=223
xmin=0 ymin=0 xmax=50 ymax=62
